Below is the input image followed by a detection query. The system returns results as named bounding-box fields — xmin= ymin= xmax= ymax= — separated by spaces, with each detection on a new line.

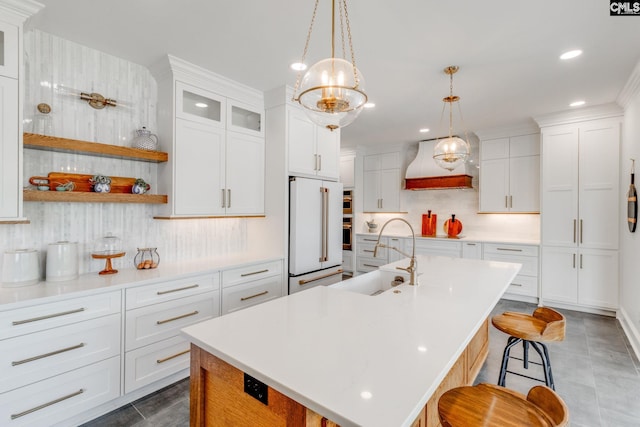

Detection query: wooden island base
xmin=189 ymin=318 xmax=489 ymax=427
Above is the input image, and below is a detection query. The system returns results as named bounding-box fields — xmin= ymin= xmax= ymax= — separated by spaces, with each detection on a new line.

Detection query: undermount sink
xmin=330 ymin=269 xmax=409 ymax=296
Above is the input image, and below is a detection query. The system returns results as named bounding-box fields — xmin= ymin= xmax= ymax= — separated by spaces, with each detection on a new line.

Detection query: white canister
xmin=2 ymin=249 xmax=40 ymax=287
xmin=46 ymin=241 xmax=79 ymax=282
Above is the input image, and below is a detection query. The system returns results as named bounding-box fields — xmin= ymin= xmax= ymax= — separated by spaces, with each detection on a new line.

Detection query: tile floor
xmin=82 ymin=299 xmax=640 ymax=427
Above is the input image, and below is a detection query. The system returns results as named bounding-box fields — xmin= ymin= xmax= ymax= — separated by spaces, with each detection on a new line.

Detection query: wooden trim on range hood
xmin=405 ymin=175 xmax=473 ymax=190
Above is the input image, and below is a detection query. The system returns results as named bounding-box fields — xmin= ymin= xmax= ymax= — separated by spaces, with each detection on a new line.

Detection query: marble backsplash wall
xmin=0 ymin=30 xmax=253 ymax=279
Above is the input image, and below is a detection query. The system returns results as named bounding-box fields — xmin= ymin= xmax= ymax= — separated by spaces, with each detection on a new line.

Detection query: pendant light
xmin=293 ymin=0 xmax=367 ymax=131
xmin=433 ymin=66 xmax=471 ymax=171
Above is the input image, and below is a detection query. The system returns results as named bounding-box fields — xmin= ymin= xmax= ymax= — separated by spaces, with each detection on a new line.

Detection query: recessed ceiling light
xmin=195 ymin=102 xmax=208 ymax=108
xmin=290 ymin=62 xmax=307 ymax=71
xmin=419 ymin=128 xmax=430 ymax=133
xmin=360 ymin=391 xmax=373 ymax=400
xmin=570 ymin=100 xmax=586 ymax=107
xmin=364 ymin=102 xmax=375 ymax=109
xmin=560 ymin=50 xmax=583 ymax=60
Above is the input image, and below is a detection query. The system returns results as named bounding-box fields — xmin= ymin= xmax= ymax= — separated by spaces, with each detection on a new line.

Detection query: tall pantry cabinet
xmin=0 ymin=1 xmax=42 ymax=222
xmin=539 ymin=110 xmax=622 ymax=312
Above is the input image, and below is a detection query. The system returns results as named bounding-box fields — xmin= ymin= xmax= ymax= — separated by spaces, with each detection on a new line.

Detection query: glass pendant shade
xmin=297 ymin=57 xmax=367 ymax=130
xmin=433 ymin=136 xmax=470 ymax=171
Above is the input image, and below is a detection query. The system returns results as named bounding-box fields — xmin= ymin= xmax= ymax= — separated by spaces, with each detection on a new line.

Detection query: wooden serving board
xmin=30 ymin=172 xmax=136 ymax=193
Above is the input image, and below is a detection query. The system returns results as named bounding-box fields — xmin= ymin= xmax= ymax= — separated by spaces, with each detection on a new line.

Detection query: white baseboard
xmin=618 ymin=306 xmax=640 ymax=362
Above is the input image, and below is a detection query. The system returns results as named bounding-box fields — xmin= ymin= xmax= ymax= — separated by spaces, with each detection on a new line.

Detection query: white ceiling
xmin=27 ymin=0 xmax=640 ymax=149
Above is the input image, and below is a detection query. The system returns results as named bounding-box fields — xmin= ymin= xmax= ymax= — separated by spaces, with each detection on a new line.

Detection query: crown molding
xmin=533 ymin=103 xmax=623 ymax=128
xmin=617 ymin=59 xmax=640 ymax=109
xmin=474 ymin=121 xmax=540 ymax=141
xmin=0 ymin=0 xmax=43 ymax=23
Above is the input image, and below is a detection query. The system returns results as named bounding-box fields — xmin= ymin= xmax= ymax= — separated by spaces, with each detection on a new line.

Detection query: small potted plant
xmin=132 ymin=178 xmax=150 ymax=194
xmin=90 ymin=174 xmax=112 ymax=193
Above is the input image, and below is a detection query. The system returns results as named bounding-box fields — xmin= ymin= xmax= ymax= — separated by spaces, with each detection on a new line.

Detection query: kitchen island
xmin=181 ymin=255 xmax=521 ymax=426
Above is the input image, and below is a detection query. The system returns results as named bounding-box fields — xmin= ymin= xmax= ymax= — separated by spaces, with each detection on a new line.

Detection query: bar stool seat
xmin=492 ymin=307 xmax=565 ymax=390
xmin=438 ymin=383 xmax=569 ymax=427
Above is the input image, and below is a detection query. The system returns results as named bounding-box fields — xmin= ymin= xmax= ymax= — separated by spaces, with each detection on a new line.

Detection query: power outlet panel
xmin=244 ymin=373 xmax=268 ymax=405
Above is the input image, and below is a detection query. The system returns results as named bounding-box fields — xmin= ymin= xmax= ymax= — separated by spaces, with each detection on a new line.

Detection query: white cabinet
xmin=483 ymin=243 xmax=539 ymax=300
xmin=363 ymin=152 xmax=402 ymax=213
xmin=340 ymin=155 xmax=355 ymax=188
xmin=413 ymin=238 xmax=462 ymax=258
xmin=0 ymin=291 xmax=121 ymax=425
xmin=153 ymin=56 xmax=265 ymax=218
xmin=461 ymin=242 xmax=482 ymax=259
xmin=540 ymin=116 xmax=621 ymax=311
xmin=0 ymin=4 xmax=39 ymax=222
xmin=221 ymin=260 xmax=283 ymax=314
xmin=124 ymin=274 xmax=219 ymax=393
xmin=287 ymin=106 xmax=340 ymax=180
xmin=356 ymin=234 xmax=388 ymax=272
xmin=479 ymin=134 xmax=540 ymax=213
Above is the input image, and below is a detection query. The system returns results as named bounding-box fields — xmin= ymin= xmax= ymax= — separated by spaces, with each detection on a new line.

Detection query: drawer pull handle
xmin=157 ymin=310 xmax=199 ymax=325
xmin=363 ymin=264 xmax=378 ymax=268
xmin=240 ymin=269 xmax=269 ymax=277
xmin=363 ymin=238 xmax=377 ymax=242
xmin=299 ymin=269 xmax=343 ymax=285
xmin=12 ymin=308 xmax=86 ymax=326
xmin=11 ymin=389 xmax=84 ymax=420
xmin=466 ymin=243 xmax=476 ymax=246
xmin=363 ymin=249 xmax=375 ymax=253
xmin=12 ymin=343 xmax=85 ymax=366
xmin=496 ymin=248 xmax=523 ymax=252
xmin=157 ymin=284 xmax=199 ymax=295
xmin=511 ymin=283 xmax=523 ymax=287
xmin=157 ymin=349 xmax=190 ymax=364
xmin=240 ymin=290 xmax=269 ymax=301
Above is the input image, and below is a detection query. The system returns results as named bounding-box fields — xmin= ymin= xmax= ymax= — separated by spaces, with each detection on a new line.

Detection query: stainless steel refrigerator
xmin=289 ymin=177 xmax=344 ymax=294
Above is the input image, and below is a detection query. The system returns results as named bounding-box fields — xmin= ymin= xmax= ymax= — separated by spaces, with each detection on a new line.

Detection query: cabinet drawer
xmin=0 ymin=291 xmax=120 ymax=340
xmin=126 ymin=292 xmax=218 ymax=351
xmin=483 ymin=253 xmax=539 ymax=277
xmin=414 ymin=239 xmax=462 ymax=258
xmin=222 ymin=260 xmax=282 ymax=289
xmin=126 ymin=274 xmax=218 ymax=309
xmin=222 ymin=275 xmax=282 ymax=314
xmin=462 ymin=242 xmax=483 ymax=259
xmin=0 ymin=356 xmax=120 ymax=427
xmin=356 ymin=235 xmax=383 ymax=245
xmin=0 ymin=314 xmax=120 ymax=393
xmin=356 ymin=257 xmax=387 ymax=272
xmin=483 ymin=243 xmax=539 ymax=257
xmin=505 ymin=274 xmax=538 ymax=297
xmin=125 ymin=336 xmax=190 ymax=394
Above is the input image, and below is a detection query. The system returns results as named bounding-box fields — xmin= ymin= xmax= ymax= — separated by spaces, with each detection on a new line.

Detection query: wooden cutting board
xmin=30 ymin=172 xmax=136 ymax=193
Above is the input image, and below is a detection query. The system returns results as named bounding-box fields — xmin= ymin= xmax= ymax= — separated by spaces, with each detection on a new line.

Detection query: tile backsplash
xmin=1 ymin=30 xmax=262 ymax=280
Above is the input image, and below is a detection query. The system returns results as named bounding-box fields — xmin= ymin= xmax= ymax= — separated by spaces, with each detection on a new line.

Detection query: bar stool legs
xmin=498 ymin=336 xmax=556 ymax=390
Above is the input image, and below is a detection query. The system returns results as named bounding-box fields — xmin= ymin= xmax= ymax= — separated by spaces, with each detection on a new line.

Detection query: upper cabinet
xmin=287 ymin=106 xmax=339 ymax=180
xmin=363 ymin=152 xmax=403 ymax=213
xmin=0 ymin=1 xmax=43 ymax=223
xmin=151 ymin=55 xmax=265 ymax=218
xmin=479 ymin=133 xmax=540 ymax=213
xmin=340 ymin=155 xmax=355 ymax=188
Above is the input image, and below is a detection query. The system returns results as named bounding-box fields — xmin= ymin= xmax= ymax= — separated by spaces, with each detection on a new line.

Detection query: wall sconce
xmin=80 ymin=92 xmax=117 ymax=109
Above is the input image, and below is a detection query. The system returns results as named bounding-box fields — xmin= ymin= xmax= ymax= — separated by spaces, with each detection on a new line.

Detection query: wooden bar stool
xmin=438 ymin=383 xmax=569 ymax=426
xmin=492 ymin=307 xmax=565 ymax=390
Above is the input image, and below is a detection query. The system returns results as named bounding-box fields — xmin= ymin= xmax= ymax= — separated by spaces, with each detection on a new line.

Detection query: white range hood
xmin=405 ymin=140 xmax=473 ymax=190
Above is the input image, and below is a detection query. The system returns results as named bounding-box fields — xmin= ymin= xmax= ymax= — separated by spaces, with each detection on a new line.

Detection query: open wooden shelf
xmin=24 ymin=133 xmax=168 ymax=163
xmin=24 ymin=190 xmax=168 ymax=204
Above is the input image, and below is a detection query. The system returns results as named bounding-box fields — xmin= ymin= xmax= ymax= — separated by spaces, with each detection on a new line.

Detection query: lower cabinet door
xmin=222 ymin=276 xmax=282 ymax=314
xmin=125 ymin=292 xmax=218 ymax=351
xmin=504 ymin=274 xmax=538 ymax=298
xmin=541 ymin=246 xmax=578 ymax=304
xmin=125 ymin=336 xmax=191 ymax=393
xmin=0 ymin=357 xmax=120 ymax=427
xmin=0 ymin=314 xmax=120 ymax=393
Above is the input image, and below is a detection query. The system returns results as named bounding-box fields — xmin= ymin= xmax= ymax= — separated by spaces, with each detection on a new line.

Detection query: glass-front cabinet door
xmin=0 ymin=21 xmax=18 ymax=79
xmin=226 ymin=99 xmax=264 ymax=136
xmin=176 ymin=81 xmax=225 ymax=127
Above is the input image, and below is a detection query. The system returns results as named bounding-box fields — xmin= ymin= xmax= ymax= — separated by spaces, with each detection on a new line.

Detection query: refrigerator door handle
xmin=320 ymin=186 xmax=329 ymax=262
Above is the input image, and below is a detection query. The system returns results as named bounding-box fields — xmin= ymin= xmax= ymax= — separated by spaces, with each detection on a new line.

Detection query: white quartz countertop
xmin=0 ymin=252 xmax=281 ymax=309
xmin=356 ymin=232 xmax=540 ymax=245
xmin=181 ymin=255 xmax=522 ymax=427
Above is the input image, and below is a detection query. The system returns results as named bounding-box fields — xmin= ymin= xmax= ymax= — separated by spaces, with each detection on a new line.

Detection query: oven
xmin=343 ymin=217 xmax=352 ymax=250
xmin=343 ymin=190 xmax=353 ymax=214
